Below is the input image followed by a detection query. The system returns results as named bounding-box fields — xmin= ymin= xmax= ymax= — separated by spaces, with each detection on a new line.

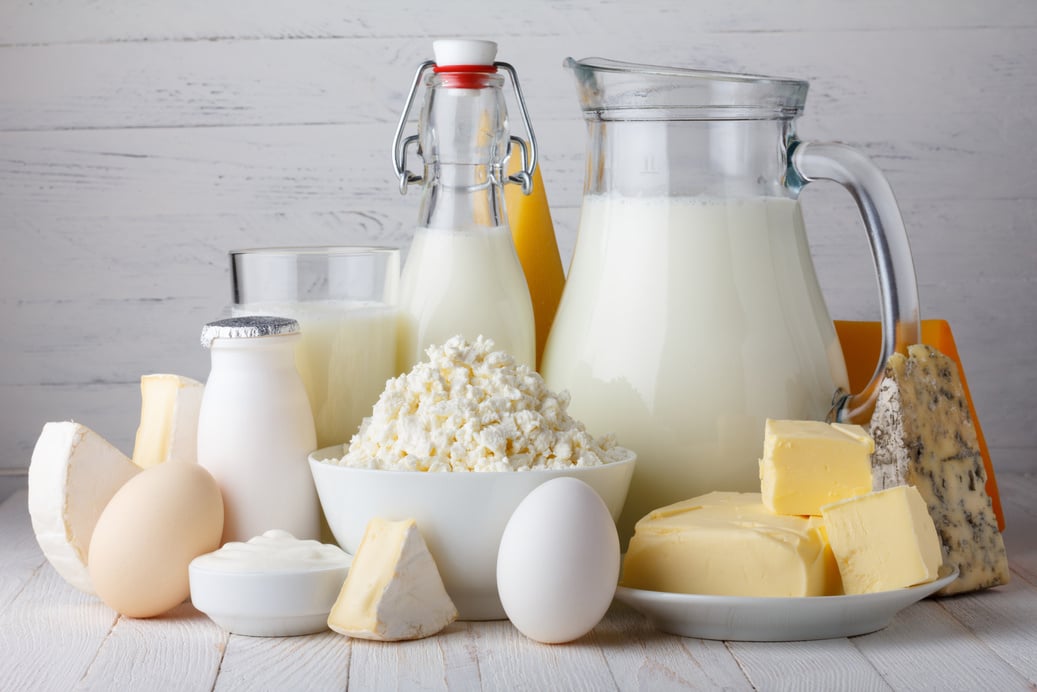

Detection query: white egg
xmin=496 ymin=477 xmax=620 ymax=643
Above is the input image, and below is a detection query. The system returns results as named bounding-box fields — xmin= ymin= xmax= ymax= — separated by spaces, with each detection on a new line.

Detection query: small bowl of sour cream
xmin=188 ymin=529 xmax=352 ymax=637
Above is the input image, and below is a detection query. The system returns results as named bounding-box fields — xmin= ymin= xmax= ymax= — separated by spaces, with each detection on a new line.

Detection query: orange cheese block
xmin=834 ymin=319 xmax=1004 ymax=531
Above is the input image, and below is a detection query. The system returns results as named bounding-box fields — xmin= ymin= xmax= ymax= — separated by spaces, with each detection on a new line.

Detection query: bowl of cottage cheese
xmin=309 ymin=335 xmax=636 ymax=621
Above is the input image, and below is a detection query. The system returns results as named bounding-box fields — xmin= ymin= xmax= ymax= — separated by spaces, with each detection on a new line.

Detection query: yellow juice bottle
xmin=505 ymin=146 xmax=566 ymax=370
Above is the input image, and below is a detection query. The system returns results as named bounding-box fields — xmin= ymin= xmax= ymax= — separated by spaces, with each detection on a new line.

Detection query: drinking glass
xmin=230 ymin=247 xmax=400 ymax=449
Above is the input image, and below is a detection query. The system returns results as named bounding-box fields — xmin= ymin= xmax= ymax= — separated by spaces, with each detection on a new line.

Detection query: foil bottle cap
xmin=200 ymin=315 xmax=299 ymax=349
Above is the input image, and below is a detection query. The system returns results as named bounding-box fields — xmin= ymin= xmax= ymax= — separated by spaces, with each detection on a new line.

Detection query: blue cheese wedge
xmin=870 ymin=344 xmax=1009 ymax=595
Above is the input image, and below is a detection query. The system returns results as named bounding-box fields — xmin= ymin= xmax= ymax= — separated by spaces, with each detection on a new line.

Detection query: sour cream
xmin=192 ymin=529 xmax=351 ymax=572
xmin=189 ymin=530 xmax=352 ymax=637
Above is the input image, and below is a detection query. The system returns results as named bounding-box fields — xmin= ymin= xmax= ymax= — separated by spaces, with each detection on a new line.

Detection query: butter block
xmin=870 ymin=344 xmax=1009 ymax=595
xmin=28 ymin=422 xmax=142 ymax=594
xmin=821 ymin=485 xmax=943 ymax=595
xmin=760 ymin=419 xmax=874 ymax=516
xmin=132 ymin=374 xmax=204 ymax=468
xmin=621 ymin=492 xmax=839 ymax=597
xmin=328 ymin=518 xmax=457 ymax=641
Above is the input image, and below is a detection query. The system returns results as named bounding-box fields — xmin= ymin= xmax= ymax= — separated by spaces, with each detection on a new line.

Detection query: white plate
xmin=614 ymin=567 xmax=959 ymax=641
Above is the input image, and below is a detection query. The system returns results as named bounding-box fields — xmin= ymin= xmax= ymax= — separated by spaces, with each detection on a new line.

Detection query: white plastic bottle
xmin=197 ymin=316 xmax=319 ymax=544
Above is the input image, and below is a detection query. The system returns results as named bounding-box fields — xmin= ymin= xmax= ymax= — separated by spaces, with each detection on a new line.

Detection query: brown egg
xmin=88 ymin=462 xmax=224 ymax=618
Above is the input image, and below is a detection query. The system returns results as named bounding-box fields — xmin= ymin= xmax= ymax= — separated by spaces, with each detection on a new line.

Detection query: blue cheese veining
xmin=870 ymin=343 xmax=1009 ymax=595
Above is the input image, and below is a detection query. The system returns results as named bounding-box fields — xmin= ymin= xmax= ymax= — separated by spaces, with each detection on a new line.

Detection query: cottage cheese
xmin=331 ymin=335 xmax=626 ymax=472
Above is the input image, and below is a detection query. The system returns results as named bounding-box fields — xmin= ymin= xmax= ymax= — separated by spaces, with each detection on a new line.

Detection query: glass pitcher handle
xmin=788 ymin=141 xmax=921 ymax=424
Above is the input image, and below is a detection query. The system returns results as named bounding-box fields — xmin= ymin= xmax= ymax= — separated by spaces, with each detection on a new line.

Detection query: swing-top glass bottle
xmin=392 ymin=39 xmax=536 ymax=371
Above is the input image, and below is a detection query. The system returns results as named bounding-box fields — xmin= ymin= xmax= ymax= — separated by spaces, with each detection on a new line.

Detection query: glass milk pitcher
xmin=540 ymin=58 xmax=920 ymax=544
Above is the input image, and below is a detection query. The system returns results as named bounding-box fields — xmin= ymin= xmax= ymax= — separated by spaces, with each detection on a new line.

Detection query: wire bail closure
xmin=391 ymin=60 xmax=539 ymax=196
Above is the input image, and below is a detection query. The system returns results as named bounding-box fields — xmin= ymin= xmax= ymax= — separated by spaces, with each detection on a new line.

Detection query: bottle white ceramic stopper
xmin=432 ymin=39 xmax=497 ymax=67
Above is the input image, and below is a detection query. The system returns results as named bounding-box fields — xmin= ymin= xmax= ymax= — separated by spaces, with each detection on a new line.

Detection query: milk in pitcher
xmin=541 ymin=194 xmax=849 ymax=542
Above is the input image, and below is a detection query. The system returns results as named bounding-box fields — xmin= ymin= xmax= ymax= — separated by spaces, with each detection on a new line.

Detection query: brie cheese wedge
xmin=132 ymin=374 xmax=204 ymax=468
xmin=328 ymin=518 xmax=457 ymax=641
xmin=28 ymin=422 xmax=141 ymax=593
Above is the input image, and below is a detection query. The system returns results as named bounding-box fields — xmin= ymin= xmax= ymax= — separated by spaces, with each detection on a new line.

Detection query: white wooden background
xmin=2 ymin=1 xmax=1036 ymax=500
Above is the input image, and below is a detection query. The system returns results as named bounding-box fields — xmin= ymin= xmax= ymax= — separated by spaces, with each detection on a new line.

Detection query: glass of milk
xmin=230 ymin=247 xmax=400 ymax=450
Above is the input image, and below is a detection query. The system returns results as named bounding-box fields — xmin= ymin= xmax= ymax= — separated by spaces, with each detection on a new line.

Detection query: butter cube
xmin=621 ymin=492 xmax=840 ymax=597
xmin=821 ymin=485 xmax=943 ymax=594
xmin=760 ymin=419 xmax=874 ymax=516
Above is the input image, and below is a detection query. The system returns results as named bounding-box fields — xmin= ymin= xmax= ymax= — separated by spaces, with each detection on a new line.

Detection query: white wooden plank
xmin=936 ymin=578 xmax=1037 ymax=683
xmin=0 ymin=489 xmax=45 ymax=614
xmin=3 ymin=1 xmax=1035 ymax=46
xmin=0 ymin=561 xmax=115 ymax=690
xmin=77 ymin=602 xmax=226 ymax=692
xmin=347 ymin=624 xmax=460 ymax=691
xmin=852 ymin=600 xmax=1032 ymax=690
xmin=1 ymin=474 xmax=1037 ymax=688
xmin=995 ymin=472 xmax=1037 ymax=581
xmin=0 ymin=473 xmax=27 ymax=504
xmin=436 ymin=621 xmax=483 ymax=692
xmin=464 ymin=619 xmax=620 ymax=691
xmin=592 ymin=603 xmax=752 ymax=690
xmin=727 ymin=637 xmax=890 ymax=691
xmin=2 ymin=28 xmax=1036 ymax=148
xmin=214 ymin=630 xmax=350 ymax=692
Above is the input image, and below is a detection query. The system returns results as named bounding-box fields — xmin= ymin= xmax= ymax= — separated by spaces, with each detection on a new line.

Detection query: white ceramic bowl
xmin=189 ymin=556 xmax=350 ymax=637
xmin=308 ymin=446 xmax=636 ymax=621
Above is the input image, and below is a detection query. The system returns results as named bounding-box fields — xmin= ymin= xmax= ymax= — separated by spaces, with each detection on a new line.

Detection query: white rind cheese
xmin=328 ymin=518 xmax=457 ymax=641
xmin=870 ymin=344 xmax=1009 ymax=595
xmin=28 ymin=422 xmax=141 ymax=594
xmin=132 ymin=374 xmax=204 ymax=468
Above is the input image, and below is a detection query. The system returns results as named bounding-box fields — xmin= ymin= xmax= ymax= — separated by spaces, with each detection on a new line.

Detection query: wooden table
xmin=2 ymin=473 xmax=1035 ymax=691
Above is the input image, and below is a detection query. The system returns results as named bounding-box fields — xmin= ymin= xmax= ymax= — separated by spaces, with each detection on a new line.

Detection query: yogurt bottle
xmin=197 ymin=316 xmax=320 ymax=544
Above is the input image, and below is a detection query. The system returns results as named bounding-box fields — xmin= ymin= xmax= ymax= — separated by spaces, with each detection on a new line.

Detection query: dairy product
xmin=821 ymin=485 xmax=942 ymax=594
xmin=621 ymin=491 xmax=838 ymax=597
xmin=541 ymin=195 xmax=849 ymax=545
xmin=760 ymin=418 xmax=874 ymax=516
xmin=189 ymin=530 xmax=351 ymax=637
xmin=132 ymin=374 xmax=204 ymax=467
xmin=334 ymin=335 xmax=627 ymax=472
xmin=191 ymin=529 xmax=351 ymax=572
xmin=871 ymin=343 xmax=1009 ymax=595
xmin=328 ymin=518 xmax=457 ymax=641
xmin=397 ymin=226 xmax=535 ymax=372
xmin=28 ymin=421 xmax=142 ymax=594
xmin=234 ymin=300 xmax=397 ymax=448
xmin=197 ymin=316 xmax=320 ymax=544
xmin=505 ymin=149 xmax=565 ymax=369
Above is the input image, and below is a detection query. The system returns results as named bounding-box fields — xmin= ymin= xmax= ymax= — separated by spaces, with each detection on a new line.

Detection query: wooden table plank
xmin=0 ymin=565 xmax=118 ymax=690
xmin=0 ymin=485 xmax=46 ymax=614
xmin=592 ymin=603 xmax=753 ymax=690
xmin=1 ymin=474 xmax=1036 ymax=691
xmin=852 ymin=600 xmax=1032 ymax=690
xmin=727 ymin=638 xmax=891 ymax=691
xmin=935 ymin=578 xmax=1037 ymax=683
xmin=215 ymin=630 xmax=349 ymax=692
xmin=468 ymin=619 xmax=619 ymax=691
xmin=78 ymin=602 xmax=225 ymax=692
